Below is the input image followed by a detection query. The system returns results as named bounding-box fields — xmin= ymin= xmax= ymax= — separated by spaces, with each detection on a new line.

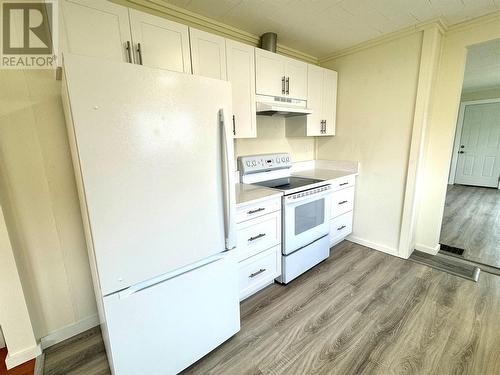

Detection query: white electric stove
xmin=238 ymin=153 xmax=332 ymax=284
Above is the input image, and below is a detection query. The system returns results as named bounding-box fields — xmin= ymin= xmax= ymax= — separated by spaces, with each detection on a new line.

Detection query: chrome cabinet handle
xmin=324 ymin=120 xmax=327 ymax=133
xmin=281 ymin=76 xmax=286 ymax=94
xmin=339 ymin=182 xmax=349 ymax=186
xmin=125 ymin=41 xmax=132 ymax=63
xmin=232 ymin=115 xmax=236 ymax=136
xmin=136 ymin=43 xmax=143 ymax=65
xmin=248 ymin=207 xmax=265 ymax=214
xmin=249 ymin=268 xmax=266 ymax=278
xmin=285 ymin=77 xmax=290 ymax=95
xmin=338 ymin=200 xmax=348 ymax=205
xmin=248 ymin=233 xmax=266 ymax=242
xmin=337 ymin=225 xmax=346 ymax=231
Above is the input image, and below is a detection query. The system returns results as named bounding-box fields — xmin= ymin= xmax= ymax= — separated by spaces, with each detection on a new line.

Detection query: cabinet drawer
xmin=237 ymin=198 xmax=281 ymax=223
xmin=330 ymin=211 xmax=353 ymax=245
xmin=330 ymin=175 xmax=355 ymax=191
xmin=331 ymin=187 xmax=354 ymax=218
xmin=239 ymin=246 xmax=279 ymax=299
xmin=236 ymin=210 xmax=281 ymax=260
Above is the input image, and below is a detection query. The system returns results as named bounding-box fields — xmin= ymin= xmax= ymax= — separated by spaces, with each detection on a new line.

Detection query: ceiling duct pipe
xmin=260 ymin=32 xmax=277 ymax=52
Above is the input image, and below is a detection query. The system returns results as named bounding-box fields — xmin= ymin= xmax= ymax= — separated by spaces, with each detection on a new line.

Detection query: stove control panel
xmin=238 ymin=153 xmax=292 ymax=174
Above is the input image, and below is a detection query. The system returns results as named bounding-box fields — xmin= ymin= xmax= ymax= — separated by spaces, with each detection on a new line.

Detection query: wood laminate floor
xmin=440 ymin=184 xmax=500 ymax=268
xmin=44 ymin=241 xmax=500 ymax=375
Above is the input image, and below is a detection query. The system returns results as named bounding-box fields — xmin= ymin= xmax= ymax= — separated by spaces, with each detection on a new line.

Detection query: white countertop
xmin=235 ymin=183 xmax=283 ymax=207
xmin=292 ymin=168 xmax=357 ymax=181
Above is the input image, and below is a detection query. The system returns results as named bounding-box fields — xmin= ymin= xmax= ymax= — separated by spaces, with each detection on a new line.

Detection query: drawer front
xmin=236 ymin=210 xmax=281 ymax=260
xmin=330 ymin=175 xmax=355 ymax=192
xmin=239 ymin=246 xmax=279 ymax=299
xmin=237 ymin=198 xmax=281 ymax=223
xmin=331 ymin=187 xmax=354 ymax=218
xmin=330 ymin=211 xmax=353 ymax=245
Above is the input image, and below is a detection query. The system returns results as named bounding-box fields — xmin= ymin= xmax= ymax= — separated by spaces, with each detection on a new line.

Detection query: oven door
xmin=283 ymin=188 xmax=332 ymax=255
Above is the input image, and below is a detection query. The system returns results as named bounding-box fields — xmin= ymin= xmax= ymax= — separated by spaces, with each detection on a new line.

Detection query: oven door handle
xmin=284 ymin=188 xmax=332 ymax=205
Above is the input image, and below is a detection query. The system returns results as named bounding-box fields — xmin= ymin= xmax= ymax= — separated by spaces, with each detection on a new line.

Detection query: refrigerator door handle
xmin=219 ymin=109 xmax=237 ymax=250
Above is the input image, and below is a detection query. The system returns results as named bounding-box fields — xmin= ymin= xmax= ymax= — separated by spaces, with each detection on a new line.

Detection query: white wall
xmin=235 ymin=116 xmax=315 ymax=162
xmin=0 ymin=70 xmax=96 ymax=340
xmin=0 ymin=205 xmax=41 ymax=368
xmin=317 ymin=32 xmax=423 ymax=255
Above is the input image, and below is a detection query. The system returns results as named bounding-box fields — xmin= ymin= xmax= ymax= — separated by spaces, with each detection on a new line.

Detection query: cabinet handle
xmin=136 ymin=43 xmax=143 ymax=65
xmin=125 ymin=41 xmax=132 ymax=63
xmin=232 ymin=115 xmax=236 ymax=136
xmin=324 ymin=120 xmax=327 ymax=133
xmin=337 ymin=225 xmax=346 ymax=231
xmin=338 ymin=200 xmax=348 ymax=205
xmin=285 ymin=77 xmax=290 ymax=95
xmin=339 ymin=182 xmax=349 ymax=186
xmin=249 ymin=268 xmax=266 ymax=278
xmin=248 ymin=233 xmax=266 ymax=242
xmin=247 ymin=207 xmax=265 ymax=214
xmin=281 ymin=76 xmax=286 ymax=94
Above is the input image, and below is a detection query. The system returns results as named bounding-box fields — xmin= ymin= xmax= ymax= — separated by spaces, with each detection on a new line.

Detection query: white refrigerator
xmin=61 ymin=53 xmax=240 ymax=374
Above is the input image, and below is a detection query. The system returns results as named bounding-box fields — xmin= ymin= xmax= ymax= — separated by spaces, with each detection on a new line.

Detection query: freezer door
xmin=63 ymin=54 xmax=235 ymax=295
xmin=103 ymin=254 xmax=240 ymax=375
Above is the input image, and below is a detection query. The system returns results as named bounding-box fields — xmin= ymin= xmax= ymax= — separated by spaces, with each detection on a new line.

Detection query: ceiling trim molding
xmin=447 ymin=10 xmax=500 ymax=34
xmin=111 ymin=0 xmax=320 ymax=64
xmin=318 ymin=18 xmax=447 ymax=64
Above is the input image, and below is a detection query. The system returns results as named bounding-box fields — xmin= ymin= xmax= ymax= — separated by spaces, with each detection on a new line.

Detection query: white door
xmin=285 ymin=58 xmax=308 ymax=100
xmin=226 ymin=40 xmax=257 ymax=138
xmin=63 ymin=54 xmax=233 ymax=295
xmin=455 ymin=102 xmax=500 ymax=187
xmin=60 ymin=0 xmax=132 ymax=63
xmin=129 ymin=9 xmax=191 ymax=72
xmin=255 ymin=48 xmax=286 ymax=97
xmin=190 ymin=28 xmax=227 ymax=80
xmin=306 ymin=64 xmax=324 ymax=136
xmin=104 ymin=254 xmax=240 ymax=374
xmin=322 ymin=69 xmax=337 ymax=136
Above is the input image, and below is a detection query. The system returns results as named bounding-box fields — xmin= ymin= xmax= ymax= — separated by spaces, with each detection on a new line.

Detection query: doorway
xmin=440 ymin=38 xmax=500 ymax=270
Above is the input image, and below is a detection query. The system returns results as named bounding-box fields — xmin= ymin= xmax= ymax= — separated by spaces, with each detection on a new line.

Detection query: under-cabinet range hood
xmin=256 ymin=95 xmax=312 ymax=117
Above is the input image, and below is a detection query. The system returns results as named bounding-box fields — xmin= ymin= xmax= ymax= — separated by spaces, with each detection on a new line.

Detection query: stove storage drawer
xmin=330 ymin=174 xmax=355 ymax=192
xmin=236 ymin=197 xmax=281 ymax=223
xmin=236 ymin=210 xmax=281 ymax=261
xmin=238 ymin=245 xmax=280 ymax=300
xmin=330 ymin=211 xmax=353 ymax=246
xmin=331 ymin=186 xmax=354 ymax=218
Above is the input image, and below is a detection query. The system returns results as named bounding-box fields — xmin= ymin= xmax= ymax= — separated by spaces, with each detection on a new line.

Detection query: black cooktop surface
xmin=253 ymin=176 xmax=323 ymax=191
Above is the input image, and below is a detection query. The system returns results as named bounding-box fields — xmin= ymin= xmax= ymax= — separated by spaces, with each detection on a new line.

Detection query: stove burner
xmin=253 ymin=176 xmax=323 ymax=190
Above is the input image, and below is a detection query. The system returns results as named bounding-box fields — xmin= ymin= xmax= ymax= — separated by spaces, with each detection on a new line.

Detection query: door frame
xmin=448 ymin=97 xmax=500 ymax=186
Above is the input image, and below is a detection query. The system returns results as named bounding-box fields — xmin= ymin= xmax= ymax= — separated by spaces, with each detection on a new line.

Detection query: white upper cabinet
xmin=189 ymin=28 xmax=227 ymax=80
xmin=60 ymin=0 xmax=191 ymax=72
xmin=129 ymin=10 xmax=191 ymax=73
xmin=255 ymin=48 xmax=307 ymax=100
xmin=286 ymin=64 xmax=337 ymax=137
xmin=60 ymin=0 xmax=132 ymax=63
xmin=226 ymin=40 xmax=257 ymax=138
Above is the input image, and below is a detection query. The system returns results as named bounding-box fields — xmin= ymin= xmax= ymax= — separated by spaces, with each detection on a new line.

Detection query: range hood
xmin=256 ymin=95 xmax=312 ymax=117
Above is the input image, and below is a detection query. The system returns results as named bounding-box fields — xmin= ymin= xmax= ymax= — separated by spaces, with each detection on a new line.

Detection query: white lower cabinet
xmin=236 ymin=196 xmax=282 ymax=300
xmin=329 ymin=176 xmax=356 ymax=247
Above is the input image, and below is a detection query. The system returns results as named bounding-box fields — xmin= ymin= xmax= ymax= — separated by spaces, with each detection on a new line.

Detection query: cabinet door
xmin=306 ymin=64 xmax=324 ymax=136
xmin=190 ymin=28 xmax=227 ymax=80
xmin=129 ymin=10 xmax=191 ymax=73
xmin=226 ymin=40 xmax=256 ymax=138
xmin=255 ymin=48 xmax=286 ymax=97
xmin=322 ymin=69 xmax=338 ymax=136
xmin=285 ymin=58 xmax=308 ymax=100
xmin=60 ymin=0 xmax=132 ymax=63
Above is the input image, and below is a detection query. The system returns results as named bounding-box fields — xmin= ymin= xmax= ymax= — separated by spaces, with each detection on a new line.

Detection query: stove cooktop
xmin=253 ymin=176 xmax=324 ymax=191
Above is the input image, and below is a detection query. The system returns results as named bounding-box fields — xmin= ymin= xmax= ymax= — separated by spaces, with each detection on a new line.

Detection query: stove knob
xmin=281 ymin=157 xmax=286 ymax=162
xmin=286 ymin=157 xmax=290 ymax=162
xmin=246 ymin=161 xmax=251 ymax=167
xmin=252 ymin=160 xmax=257 ymax=166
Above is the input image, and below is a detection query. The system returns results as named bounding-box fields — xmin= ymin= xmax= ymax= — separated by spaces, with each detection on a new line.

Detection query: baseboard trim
xmin=41 ymin=314 xmax=99 ymax=350
xmin=34 ymin=352 xmax=45 ymax=375
xmin=415 ymin=243 xmax=440 ymax=255
xmin=347 ymin=235 xmax=400 ymax=258
xmin=5 ymin=344 xmax=42 ymax=370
